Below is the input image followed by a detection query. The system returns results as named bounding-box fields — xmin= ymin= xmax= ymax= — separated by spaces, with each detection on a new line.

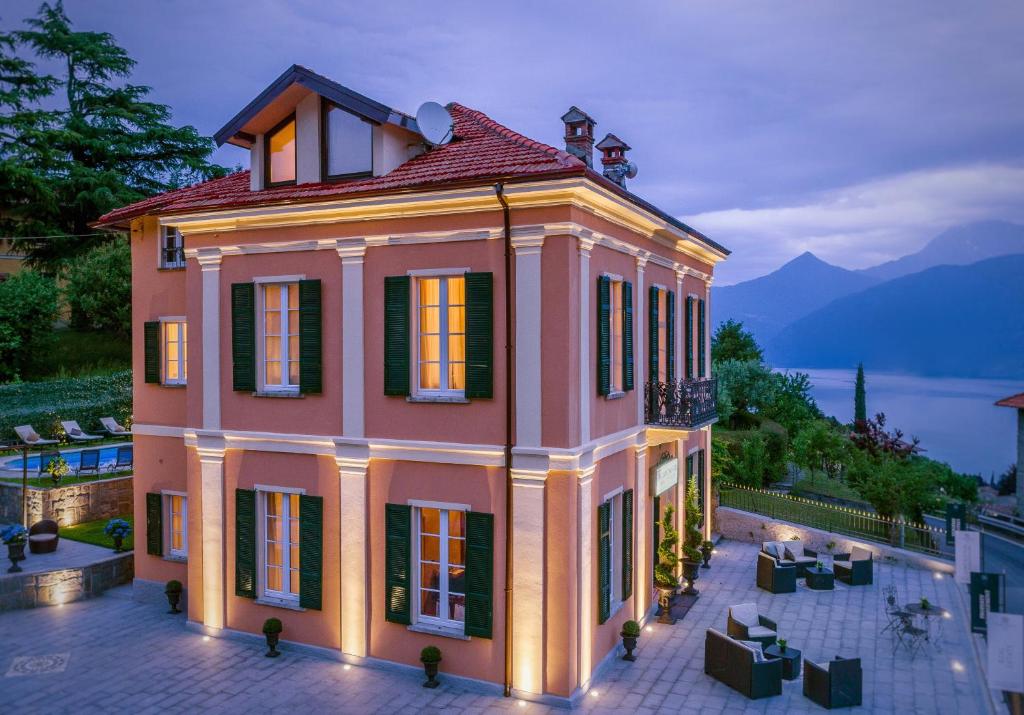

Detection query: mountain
xmin=860 ymin=220 xmax=1024 ymax=281
xmin=767 ymin=254 xmax=1024 ymax=378
xmin=712 ymin=251 xmax=880 ymax=344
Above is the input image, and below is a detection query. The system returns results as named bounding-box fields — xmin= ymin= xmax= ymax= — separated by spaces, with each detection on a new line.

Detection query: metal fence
xmin=719 ymin=484 xmax=948 ymax=559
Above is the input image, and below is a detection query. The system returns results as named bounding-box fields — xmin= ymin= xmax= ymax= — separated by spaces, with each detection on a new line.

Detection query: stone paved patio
xmin=0 ymin=541 xmax=992 ymax=713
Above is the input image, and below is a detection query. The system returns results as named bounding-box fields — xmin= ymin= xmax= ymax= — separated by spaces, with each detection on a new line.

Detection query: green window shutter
xmin=384 ymin=276 xmax=410 ymax=396
xmin=464 ymin=511 xmax=494 ymax=638
xmin=596 ymin=276 xmax=610 ymax=396
xmin=648 ymin=286 xmax=659 ymax=383
xmin=698 ymin=298 xmax=707 ymax=377
xmin=666 ymin=291 xmax=675 ymax=382
xmin=598 ymin=501 xmax=611 ymax=624
xmin=144 ymin=322 xmax=160 ymax=384
xmin=146 ymin=492 xmax=163 ymax=555
xmin=384 ymin=503 xmax=411 ymax=623
xmin=622 ymin=281 xmax=634 ymax=391
xmin=464 ymin=272 xmax=493 ymax=399
xmin=299 ymin=494 xmax=323 ymax=610
xmin=685 ymin=296 xmax=694 ymax=379
xmin=622 ymin=489 xmax=634 ymax=601
xmin=298 ymin=279 xmax=322 ymax=394
xmin=235 ymin=488 xmax=257 ymax=599
xmin=231 ymin=283 xmax=256 ymax=392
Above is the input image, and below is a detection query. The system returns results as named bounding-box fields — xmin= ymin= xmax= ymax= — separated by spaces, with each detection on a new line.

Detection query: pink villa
xmin=96 ymin=66 xmax=728 ymax=704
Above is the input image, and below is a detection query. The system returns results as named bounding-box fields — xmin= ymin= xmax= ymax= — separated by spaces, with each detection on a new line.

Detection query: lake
xmin=778 ymin=368 xmax=1020 ymax=478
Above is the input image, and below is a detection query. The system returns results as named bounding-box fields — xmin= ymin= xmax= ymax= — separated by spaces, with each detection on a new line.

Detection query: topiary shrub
xmin=420 ymin=645 xmax=442 ymax=664
xmin=165 ymin=579 xmax=183 ymax=594
xmin=621 ymin=620 xmax=641 ymax=637
xmin=262 ymin=617 xmax=283 ymax=634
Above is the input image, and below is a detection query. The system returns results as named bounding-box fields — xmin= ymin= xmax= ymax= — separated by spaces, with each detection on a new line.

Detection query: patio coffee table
xmin=764 ymin=643 xmax=802 ymax=680
xmin=805 ymin=566 xmax=835 ymax=590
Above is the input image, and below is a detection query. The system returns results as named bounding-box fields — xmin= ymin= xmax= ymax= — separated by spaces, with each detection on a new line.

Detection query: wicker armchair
xmin=803 ymin=657 xmax=862 ymax=709
xmin=834 ymin=546 xmax=873 ymax=586
xmin=757 ymin=551 xmax=797 ymax=594
xmin=28 ymin=519 xmax=60 ymax=554
xmin=727 ymin=603 xmax=778 ymax=647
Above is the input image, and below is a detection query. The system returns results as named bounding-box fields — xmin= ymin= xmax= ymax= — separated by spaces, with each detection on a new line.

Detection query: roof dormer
xmin=214 ymin=65 xmax=422 ymax=192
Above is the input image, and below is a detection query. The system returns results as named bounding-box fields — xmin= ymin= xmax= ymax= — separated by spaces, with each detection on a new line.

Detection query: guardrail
xmin=719 ymin=484 xmax=948 ymax=559
xmin=977 ymin=511 xmax=1024 ymax=541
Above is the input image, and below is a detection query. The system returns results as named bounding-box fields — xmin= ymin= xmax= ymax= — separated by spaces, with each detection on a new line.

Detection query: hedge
xmin=0 ymin=370 xmax=132 ymax=444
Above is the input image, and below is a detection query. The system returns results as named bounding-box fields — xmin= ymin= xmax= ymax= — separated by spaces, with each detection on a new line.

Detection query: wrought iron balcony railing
xmin=644 ymin=377 xmax=718 ymax=429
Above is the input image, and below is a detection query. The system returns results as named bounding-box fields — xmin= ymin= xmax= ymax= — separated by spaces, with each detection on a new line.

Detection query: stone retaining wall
xmin=0 ymin=552 xmax=134 ymax=611
xmin=0 ymin=476 xmax=132 ymax=527
xmin=715 ymin=505 xmax=954 ymax=574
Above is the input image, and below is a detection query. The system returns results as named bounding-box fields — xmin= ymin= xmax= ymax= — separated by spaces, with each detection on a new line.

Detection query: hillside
xmin=767 ymin=254 xmax=1024 ymax=378
xmin=860 ymin=220 xmax=1024 ymax=281
xmin=712 ymin=251 xmax=879 ymax=344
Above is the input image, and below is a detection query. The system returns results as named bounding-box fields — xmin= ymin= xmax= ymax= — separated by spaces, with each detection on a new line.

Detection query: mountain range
xmin=712 ymin=220 xmax=1024 ymax=378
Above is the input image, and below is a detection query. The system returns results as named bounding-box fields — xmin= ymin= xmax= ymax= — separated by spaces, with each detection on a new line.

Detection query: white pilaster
xmin=633 ymin=442 xmax=648 ymax=620
xmin=196 ymin=434 xmax=225 ymax=631
xmin=675 ymin=271 xmax=685 ymax=381
xmin=703 ymin=427 xmax=713 ymax=540
xmin=336 ymin=439 xmax=370 ymax=657
xmin=197 ymin=250 xmax=222 ymax=430
xmin=578 ymin=237 xmax=594 ymax=446
xmin=512 ymin=468 xmax=547 ymax=695
xmin=576 ymin=465 xmax=595 ymax=689
xmin=702 ymin=278 xmax=713 ymax=378
xmin=338 ymin=243 xmax=367 ymax=438
xmin=513 ymin=235 xmax=544 ymax=447
xmin=635 ymin=255 xmax=648 ymax=425
xmin=676 ymin=438 xmax=687 ymax=560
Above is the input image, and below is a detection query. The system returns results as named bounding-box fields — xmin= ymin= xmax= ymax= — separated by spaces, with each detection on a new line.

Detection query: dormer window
xmin=265 ymin=114 xmax=296 ymax=187
xmin=323 ymin=102 xmax=372 ymax=180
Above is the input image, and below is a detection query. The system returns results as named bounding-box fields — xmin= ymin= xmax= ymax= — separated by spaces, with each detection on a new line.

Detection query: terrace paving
xmin=0 ymin=541 xmax=992 ymax=713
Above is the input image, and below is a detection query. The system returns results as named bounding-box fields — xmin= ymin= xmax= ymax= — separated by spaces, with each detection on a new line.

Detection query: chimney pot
xmin=561 ymin=106 xmax=596 ymax=168
xmin=596 ymin=133 xmax=634 ymax=188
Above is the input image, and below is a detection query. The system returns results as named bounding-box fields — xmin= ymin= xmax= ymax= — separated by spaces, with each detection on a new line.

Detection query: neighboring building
xmin=996 ymin=392 xmax=1024 ymax=513
xmin=0 ymin=237 xmax=25 ymax=282
xmin=96 ymin=66 xmax=728 ymax=703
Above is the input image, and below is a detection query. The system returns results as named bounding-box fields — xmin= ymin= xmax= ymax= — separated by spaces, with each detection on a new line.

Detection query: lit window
xmin=262 ymin=283 xmax=299 ymax=392
xmin=609 ymin=280 xmax=624 ymax=393
xmin=163 ymin=321 xmax=187 ymax=385
xmin=166 ymin=494 xmax=187 ymax=559
xmin=161 ymin=227 xmax=185 ymax=269
xmin=324 ymin=103 xmax=372 ymax=178
xmin=657 ymin=290 xmax=668 ymax=382
xmin=266 ymin=116 xmax=296 ymax=186
xmin=263 ymin=491 xmax=300 ymax=602
xmin=417 ymin=507 xmax=466 ymax=627
xmin=416 ymin=276 xmax=465 ymax=395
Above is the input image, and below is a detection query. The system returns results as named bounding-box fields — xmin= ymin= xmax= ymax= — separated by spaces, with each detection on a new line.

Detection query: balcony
xmin=644 ymin=377 xmax=718 ymax=430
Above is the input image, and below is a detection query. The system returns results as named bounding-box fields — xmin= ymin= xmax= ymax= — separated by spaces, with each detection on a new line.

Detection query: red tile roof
xmin=96 ymin=103 xmax=585 ymax=227
xmin=996 ymin=392 xmax=1024 ymax=409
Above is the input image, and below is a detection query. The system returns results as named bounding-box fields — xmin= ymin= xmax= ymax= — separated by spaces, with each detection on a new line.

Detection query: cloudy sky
xmin=4 ymin=1 xmax=1023 ymax=283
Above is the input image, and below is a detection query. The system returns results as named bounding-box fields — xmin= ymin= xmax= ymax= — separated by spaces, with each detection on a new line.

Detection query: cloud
xmin=687 ymin=163 xmax=1024 ymax=284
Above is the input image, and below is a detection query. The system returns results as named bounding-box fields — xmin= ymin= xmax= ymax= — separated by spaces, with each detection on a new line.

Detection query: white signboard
xmin=954 ymin=531 xmax=981 ymax=584
xmin=650 ymin=458 xmax=679 ymax=497
xmin=988 ymin=612 xmax=1024 ymax=693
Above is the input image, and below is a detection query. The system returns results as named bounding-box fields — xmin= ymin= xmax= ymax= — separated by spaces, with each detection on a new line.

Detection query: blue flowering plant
xmin=1 ymin=524 xmax=29 ymax=545
xmin=104 ymin=518 xmax=132 ymax=542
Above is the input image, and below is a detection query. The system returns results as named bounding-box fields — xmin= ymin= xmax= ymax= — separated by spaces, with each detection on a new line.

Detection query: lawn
xmin=60 ymin=514 xmax=134 ymax=551
xmin=789 ymin=473 xmax=870 ymax=506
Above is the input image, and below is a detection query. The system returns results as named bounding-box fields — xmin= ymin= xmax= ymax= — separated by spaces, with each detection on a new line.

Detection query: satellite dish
xmin=416 ymin=101 xmax=454 ymax=146
xmin=625 ymin=162 xmax=639 ymax=179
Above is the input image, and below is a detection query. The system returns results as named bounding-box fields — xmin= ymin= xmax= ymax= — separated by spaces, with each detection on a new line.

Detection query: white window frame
xmin=162 ymin=491 xmax=187 ymax=560
xmin=413 ymin=273 xmax=467 ymax=398
xmin=609 ymin=278 xmax=624 ymax=395
xmin=256 ymin=485 xmax=304 ymax=606
xmin=411 ymin=501 xmax=468 ymax=632
xmin=602 ymin=488 xmax=624 ymax=613
xmin=657 ymin=288 xmax=668 ymax=383
xmin=160 ymin=226 xmax=185 ymax=269
xmin=160 ymin=317 xmax=187 ymax=386
xmin=256 ymin=277 xmax=303 ymax=395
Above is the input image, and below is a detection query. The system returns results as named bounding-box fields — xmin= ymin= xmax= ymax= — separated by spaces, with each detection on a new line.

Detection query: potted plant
xmin=104 ymin=518 xmax=132 ymax=552
xmin=699 ymin=539 xmax=714 ymax=568
xmin=815 ymin=560 xmax=824 ymax=571
xmin=777 ymin=638 xmax=788 ymax=653
xmin=47 ymin=456 xmax=70 ymax=486
xmin=263 ymin=617 xmax=283 ymax=657
xmin=920 ymin=597 xmax=931 ymax=611
xmin=2 ymin=524 xmax=28 ymax=573
xmin=681 ymin=476 xmax=703 ymax=595
xmin=653 ymin=505 xmax=680 ymax=624
xmin=420 ymin=645 xmax=442 ymax=688
xmin=165 ymin=579 xmax=183 ymax=614
xmin=621 ymin=620 xmax=641 ymax=661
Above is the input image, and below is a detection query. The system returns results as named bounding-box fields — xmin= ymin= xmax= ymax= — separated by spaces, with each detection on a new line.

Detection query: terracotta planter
xmin=422 ymin=661 xmax=440 ymax=688
xmin=7 ymin=542 xmax=26 ymax=573
xmin=265 ymin=632 xmax=281 ymax=657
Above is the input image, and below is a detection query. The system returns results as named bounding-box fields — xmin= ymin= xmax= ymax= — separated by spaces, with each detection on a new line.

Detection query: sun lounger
xmin=61 ymin=420 xmax=102 ymax=441
xmin=99 ymin=417 xmax=132 ymax=436
xmin=14 ymin=424 xmax=58 ymax=446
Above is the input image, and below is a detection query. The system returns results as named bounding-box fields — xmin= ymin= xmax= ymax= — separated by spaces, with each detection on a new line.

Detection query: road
xmin=982 ymin=531 xmax=1024 ymax=614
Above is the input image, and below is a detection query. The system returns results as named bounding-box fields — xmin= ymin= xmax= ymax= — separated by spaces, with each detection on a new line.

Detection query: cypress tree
xmin=854 ymin=362 xmax=867 ymax=432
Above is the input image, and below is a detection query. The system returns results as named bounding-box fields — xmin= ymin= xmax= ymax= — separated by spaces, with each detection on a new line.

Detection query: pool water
xmin=2 ymin=443 xmax=133 ymax=473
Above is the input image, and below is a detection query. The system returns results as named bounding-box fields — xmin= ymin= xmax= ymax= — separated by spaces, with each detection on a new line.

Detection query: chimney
xmin=596 ymin=133 xmax=635 ymax=188
xmin=561 ymin=106 xmax=596 ymax=168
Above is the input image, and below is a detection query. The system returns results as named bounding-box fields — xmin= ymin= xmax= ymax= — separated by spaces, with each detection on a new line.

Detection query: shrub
xmin=420 ymin=646 xmax=442 ymax=663
xmin=165 ymin=579 xmax=183 ymax=594
xmin=682 ymin=476 xmax=703 ymax=562
xmin=0 ymin=270 xmax=60 ymax=381
xmin=64 ymin=241 xmax=131 ymax=335
xmin=0 ymin=370 xmax=131 ymax=442
xmin=654 ymin=504 xmax=679 ymax=588
xmin=104 ymin=518 xmax=132 ymax=539
xmin=622 ymin=620 xmax=641 ymax=637
xmin=1 ymin=524 xmax=28 ymax=544
xmin=263 ymin=618 xmax=283 ymax=634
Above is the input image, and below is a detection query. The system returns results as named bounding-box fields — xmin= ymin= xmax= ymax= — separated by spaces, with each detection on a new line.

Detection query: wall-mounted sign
xmin=650 ymin=458 xmax=678 ymax=497
xmin=955 ymin=531 xmax=981 ymax=584
xmin=971 ymin=572 xmax=1005 ymax=635
xmin=988 ymin=612 xmax=1024 ymax=693
xmin=946 ymin=502 xmax=966 ymax=545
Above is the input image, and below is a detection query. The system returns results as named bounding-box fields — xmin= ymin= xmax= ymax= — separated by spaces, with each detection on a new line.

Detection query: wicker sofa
xmin=756 ymin=551 xmax=797 ymax=594
xmin=804 ymin=657 xmax=863 ymax=709
xmin=834 ymin=546 xmax=873 ymax=586
xmin=762 ymin=539 xmax=818 ymax=577
xmin=705 ymin=628 xmax=783 ymax=699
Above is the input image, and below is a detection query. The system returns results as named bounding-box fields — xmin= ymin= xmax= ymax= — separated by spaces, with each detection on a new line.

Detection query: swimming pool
xmin=1 ymin=443 xmax=133 ymax=473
